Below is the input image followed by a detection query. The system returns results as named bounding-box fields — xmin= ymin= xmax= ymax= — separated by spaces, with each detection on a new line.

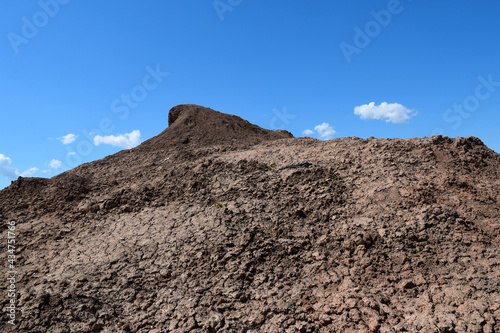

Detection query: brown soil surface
xmin=1 ymin=104 xmax=499 ymax=332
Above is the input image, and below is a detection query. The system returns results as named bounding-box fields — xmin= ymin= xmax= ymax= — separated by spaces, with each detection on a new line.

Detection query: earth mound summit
xmin=149 ymin=104 xmax=293 ymax=149
xmin=1 ymin=104 xmax=499 ymax=332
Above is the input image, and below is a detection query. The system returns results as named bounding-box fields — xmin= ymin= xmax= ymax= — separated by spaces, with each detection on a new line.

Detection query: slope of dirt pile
xmin=1 ymin=105 xmax=499 ymax=332
xmin=145 ymin=104 xmax=294 ymax=150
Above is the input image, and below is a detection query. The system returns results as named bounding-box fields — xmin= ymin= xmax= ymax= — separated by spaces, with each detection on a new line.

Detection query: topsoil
xmin=1 ymin=104 xmax=499 ymax=332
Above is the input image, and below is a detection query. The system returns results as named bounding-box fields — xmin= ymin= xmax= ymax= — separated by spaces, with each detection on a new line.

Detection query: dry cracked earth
xmin=1 ymin=104 xmax=499 ymax=332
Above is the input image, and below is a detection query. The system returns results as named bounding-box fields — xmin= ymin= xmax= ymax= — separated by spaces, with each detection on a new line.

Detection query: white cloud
xmin=0 ymin=154 xmax=18 ymax=179
xmin=314 ymin=122 xmax=336 ymax=139
xmin=67 ymin=152 xmax=76 ymax=156
xmin=94 ymin=130 xmax=141 ymax=149
xmin=302 ymin=129 xmax=314 ymax=136
xmin=59 ymin=133 xmax=78 ymax=144
xmin=49 ymin=159 xmax=62 ymax=169
xmin=301 ymin=123 xmax=336 ymax=140
xmin=0 ymin=154 xmax=38 ymax=180
xmin=20 ymin=167 xmax=38 ymax=177
xmin=354 ymin=102 xmax=416 ymax=123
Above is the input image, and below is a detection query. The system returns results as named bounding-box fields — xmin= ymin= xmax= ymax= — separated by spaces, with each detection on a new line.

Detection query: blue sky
xmin=1 ymin=1 xmax=499 ymax=190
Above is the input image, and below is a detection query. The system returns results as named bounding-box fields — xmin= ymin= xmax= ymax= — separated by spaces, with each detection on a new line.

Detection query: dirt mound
xmin=146 ymin=104 xmax=293 ymax=149
xmin=1 ymin=105 xmax=499 ymax=332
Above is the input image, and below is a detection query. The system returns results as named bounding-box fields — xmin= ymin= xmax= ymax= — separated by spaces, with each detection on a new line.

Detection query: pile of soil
xmin=1 ymin=104 xmax=499 ymax=332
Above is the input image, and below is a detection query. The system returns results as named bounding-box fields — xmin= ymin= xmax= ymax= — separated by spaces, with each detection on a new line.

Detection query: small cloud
xmin=302 ymin=129 xmax=314 ymax=136
xmin=314 ymin=122 xmax=336 ymax=139
xmin=94 ymin=130 xmax=141 ymax=149
xmin=67 ymin=152 xmax=76 ymax=156
xmin=0 ymin=154 xmax=18 ymax=179
xmin=301 ymin=123 xmax=336 ymax=140
xmin=59 ymin=133 xmax=78 ymax=145
xmin=0 ymin=154 xmax=38 ymax=180
xmin=49 ymin=159 xmax=62 ymax=169
xmin=354 ymin=102 xmax=416 ymax=123
xmin=20 ymin=167 xmax=38 ymax=177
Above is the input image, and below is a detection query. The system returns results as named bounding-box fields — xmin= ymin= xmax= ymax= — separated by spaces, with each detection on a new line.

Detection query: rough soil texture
xmin=1 ymin=104 xmax=499 ymax=332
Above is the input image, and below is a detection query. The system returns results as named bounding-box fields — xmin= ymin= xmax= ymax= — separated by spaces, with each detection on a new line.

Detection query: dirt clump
xmin=1 ymin=104 xmax=499 ymax=332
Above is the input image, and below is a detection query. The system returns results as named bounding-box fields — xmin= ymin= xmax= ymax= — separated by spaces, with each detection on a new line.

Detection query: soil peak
xmin=145 ymin=104 xmax=293 ymax=149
